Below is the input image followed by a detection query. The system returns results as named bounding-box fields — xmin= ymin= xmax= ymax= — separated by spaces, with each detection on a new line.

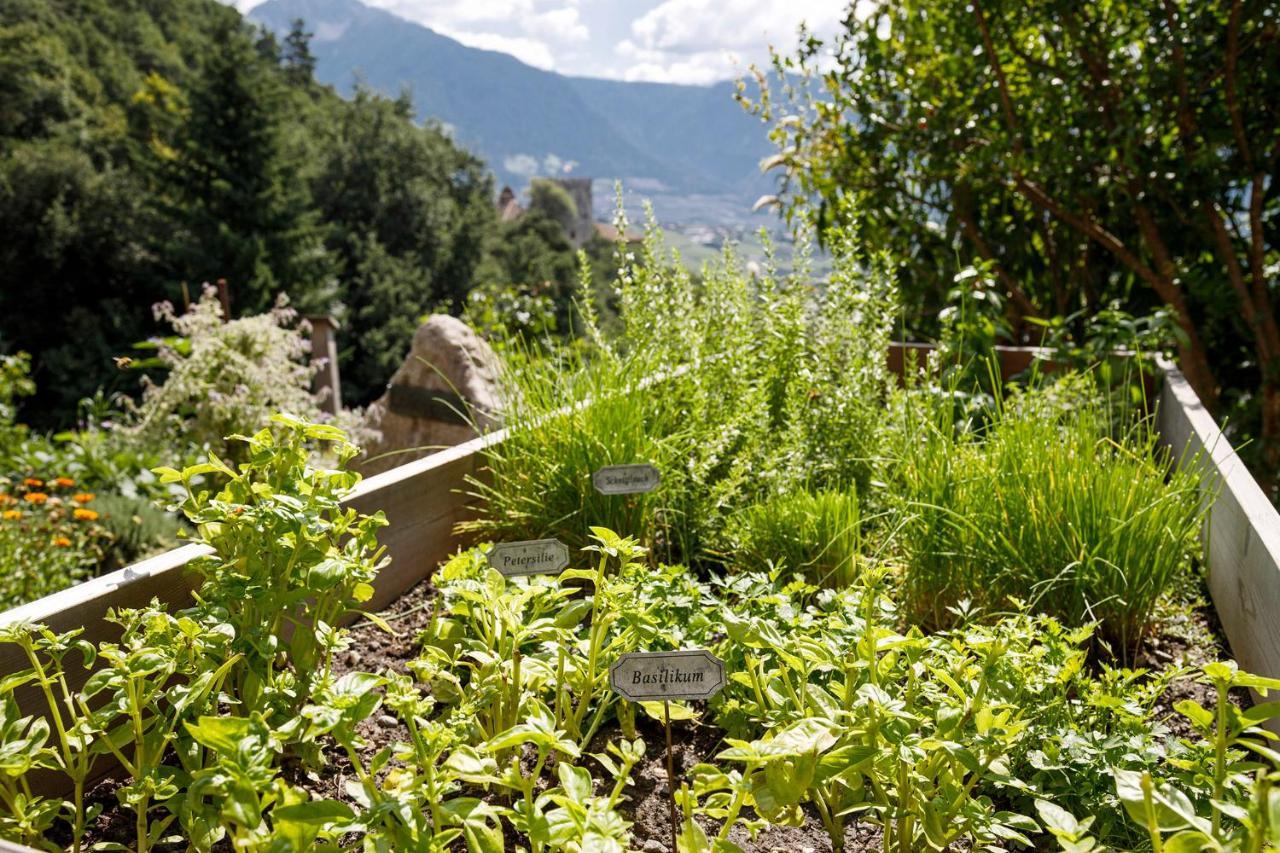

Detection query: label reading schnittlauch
xmin=592 ymin=463 xmax=661 ymax=495
xmin=609 ymin=649 xmax=726 ymax=702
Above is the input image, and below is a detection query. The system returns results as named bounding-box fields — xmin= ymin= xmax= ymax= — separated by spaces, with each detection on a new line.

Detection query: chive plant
xmin=891 ymin=374 xmax=1205 ymax=656
xmin=725 ymin=488 xmax=863 ymax=588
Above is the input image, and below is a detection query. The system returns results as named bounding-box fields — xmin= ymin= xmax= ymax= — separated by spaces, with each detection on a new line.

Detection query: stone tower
xmin=552 ymin=177 xmax=594 ymax=247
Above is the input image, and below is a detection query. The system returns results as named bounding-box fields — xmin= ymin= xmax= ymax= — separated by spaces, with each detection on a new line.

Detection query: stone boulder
xmin=357 ymin=315 xmax=502 ymax=476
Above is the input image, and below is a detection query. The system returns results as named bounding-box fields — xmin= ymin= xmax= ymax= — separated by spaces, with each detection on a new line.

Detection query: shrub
xmin=0 ymin=475 xmax=110 ymax=608
xmin=725 ymin=488 xmax=862 ymax=588
xmin=124 ymin=288 xmax=324 ymax=464
xmin=891 ymin=375 xmax=1205 ymax=655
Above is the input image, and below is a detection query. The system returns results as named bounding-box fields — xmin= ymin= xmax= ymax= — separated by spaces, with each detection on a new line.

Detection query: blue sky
xmin=229 ymin=0 xmax=850 ymax=84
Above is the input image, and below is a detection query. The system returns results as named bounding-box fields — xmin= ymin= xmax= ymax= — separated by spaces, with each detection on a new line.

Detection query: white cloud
xmin=503 ymin=152 xmax=580 ymax=177
xmin=526 ymin=8 xmax=589 ymax=43
xmin=615 ymin=38 xmax=740 ymax=85
xmin=448 ymin=31 xmax=557 ymax=69
xmin=619 ymin=0 xmax=851 ymax=83
xmin=379 ymin=0 xmax=535 ymax=27
xmin=631 ymin=0 xmax=845 ymax=54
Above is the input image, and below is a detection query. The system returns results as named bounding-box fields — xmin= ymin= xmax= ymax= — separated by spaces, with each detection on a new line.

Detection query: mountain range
xmin=249 ymin=0 xmax=779 ymax=224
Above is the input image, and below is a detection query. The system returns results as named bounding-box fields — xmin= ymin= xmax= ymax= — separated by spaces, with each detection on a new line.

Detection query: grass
xmin=890 ymin=373 xmax=1206 ymax=657
xmin=725 ymin=487 xmax=863 ymax=588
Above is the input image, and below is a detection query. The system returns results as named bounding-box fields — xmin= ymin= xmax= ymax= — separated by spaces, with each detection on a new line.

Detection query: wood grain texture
xmin=1158 ymin=359 xmax=1280 ymax=728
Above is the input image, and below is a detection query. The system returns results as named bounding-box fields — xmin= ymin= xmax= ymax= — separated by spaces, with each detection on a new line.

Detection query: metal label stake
xmin=609 ymin=650 xmax=726 ymax=851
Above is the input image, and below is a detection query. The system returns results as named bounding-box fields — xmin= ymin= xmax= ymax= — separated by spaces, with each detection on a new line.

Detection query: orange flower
xmin=52 ymin=536 xmax=72 ymax=547
xmin=72 ymin=493 xmax=96 ymax=504
xmin=54 ymin=477 xmax=75 ymax=488
xmin=0 ymin=494 xmax=14 ymax=506
xmin=1 ymin=510 xmax=20 ymax=521
xmin=73 ymin=508 xmax=99 ymax=522
xmin=23 ymin=492 xmax=48 ymax=505
xmin=23 ymin=478 xmax=43 ymax=489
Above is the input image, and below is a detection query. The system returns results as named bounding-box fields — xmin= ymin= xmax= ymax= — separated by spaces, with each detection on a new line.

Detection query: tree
xmin=309 ymin=88 xmax=494 ymax=403
xmin=282 ymin=18 xmax=315 ymax=87
xmin=162 ymin=19 xmax=333 ymax=314
xmin=748 ymin=0 xmax=1280 ymax=489
xmin=527 ymin=178 xmax=578 ymax=234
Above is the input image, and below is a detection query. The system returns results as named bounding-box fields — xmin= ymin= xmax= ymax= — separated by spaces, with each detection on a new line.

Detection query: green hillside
xmin=0 ymin=0 xmax=496 ymax=418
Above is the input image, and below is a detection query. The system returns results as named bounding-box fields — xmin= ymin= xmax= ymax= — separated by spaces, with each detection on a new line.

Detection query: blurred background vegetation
xmin=0 ymin=0 xmax=603 ymax=422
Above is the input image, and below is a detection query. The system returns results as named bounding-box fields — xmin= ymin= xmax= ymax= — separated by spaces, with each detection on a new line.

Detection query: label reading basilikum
xmin=592 ymin=463 xmax=661 ymax=495
xmin=609 ymin=650 xmax=726 ymax=702
xmin=486 ymin=538 xmax=570 ymax=577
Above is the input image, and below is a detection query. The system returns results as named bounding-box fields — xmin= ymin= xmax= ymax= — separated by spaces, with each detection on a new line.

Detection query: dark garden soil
xmin=69 ymin=575 xmax=1247 ymax=852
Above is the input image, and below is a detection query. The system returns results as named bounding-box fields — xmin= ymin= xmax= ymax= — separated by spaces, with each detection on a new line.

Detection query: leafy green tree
xmin=0 ymin=0 xmax=510 ymax=427
xmin=748 ymin=0 xmax=1280 ymax=488
xmin=308 ymin=88 xmax=494 ymax=403
xmin=484 ymin=210 xmax=577 ymax=295
xmin=282 ymin=18 xmax=315 ymax=88
xmin=162 ymin=19 xmax=333 ymax=314
xmin=527 ymin=178 xmax=578 ymax=235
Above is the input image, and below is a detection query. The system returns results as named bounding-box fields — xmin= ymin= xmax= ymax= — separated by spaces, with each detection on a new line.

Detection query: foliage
xmin=160 ymin=17 xmax=333 ymax=315
xmin=0 ymin=416 xmax=387 ymax=851
xmin=890 ymin=375 xmax=1204 ymax=655
xmin=0 ymin=476 xmax=109 ymax=609
xmin=462 ymin=203 xmax=898 ymax=563
xmin=307 ymin=86 xmax=494 ymax=404
xmin=745 ymin=0 xmax=1280 ymax=497
xmin=155 ymin=414 xmax=386 ymax=725
xmin=0 ymin=354 xmax=34 ymax=430
xmin=0 ymin=0 xmax=496 ymax=423
xmin=527 ymin=178 xmax=578 ymax=234
xmin=725 ymin=488 xmax=862 ymax=588
xmin=123 ymin=288 xmax=325 ymax=464
xmin=0 ymin=435 xmax=1271 ymax=853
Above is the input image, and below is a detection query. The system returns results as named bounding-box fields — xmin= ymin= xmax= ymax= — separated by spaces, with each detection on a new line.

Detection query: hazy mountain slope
xmin=563 ymin=76 xmax=774 ymax=201
xmin=250 ymin=0 xmax=774 ymax=207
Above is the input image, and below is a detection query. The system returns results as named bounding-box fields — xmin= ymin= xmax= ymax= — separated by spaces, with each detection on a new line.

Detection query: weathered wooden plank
xmin=343 ymin=426 xmax=506 ymax=611
xmin=1157 ymin=359 xmax=1280 ymax=724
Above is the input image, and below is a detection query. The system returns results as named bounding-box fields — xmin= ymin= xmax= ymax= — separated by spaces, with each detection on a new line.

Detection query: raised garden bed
xmin=1 ymin=336 xmax=1278 ymax=852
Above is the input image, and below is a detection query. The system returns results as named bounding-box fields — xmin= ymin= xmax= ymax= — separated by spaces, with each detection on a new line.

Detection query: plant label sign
xmin=592 ymin=463 xmax=661 ymax=495
xmin=486 ymin=538 xmax=570 ymax=577
xmin=609 ymin=650 xmax=725 ymax=702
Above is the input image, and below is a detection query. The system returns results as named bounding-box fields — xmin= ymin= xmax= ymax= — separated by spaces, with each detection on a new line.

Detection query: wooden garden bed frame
xmin=0 ymin=344 xmax=1277 ymax=805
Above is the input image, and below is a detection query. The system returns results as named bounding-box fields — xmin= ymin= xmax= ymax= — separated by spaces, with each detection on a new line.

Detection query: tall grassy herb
xmin=463 ymin=201 xmax=898 ymax=564
xmin=892 ymin=376 xmax=1204 ymax=654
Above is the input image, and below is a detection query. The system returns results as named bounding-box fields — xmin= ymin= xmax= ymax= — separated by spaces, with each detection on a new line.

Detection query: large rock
xmin=357 ymin=315 xmax=502 ymax=476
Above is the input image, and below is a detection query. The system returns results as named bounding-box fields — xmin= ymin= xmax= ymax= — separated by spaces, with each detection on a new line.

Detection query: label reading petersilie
xmin=486 ymin=538 xmax=570 ymax=577
xmin=592 ymin=463 xmax=661 ymax=495
xmin=609 ymin=650 xmax=726 ymax=702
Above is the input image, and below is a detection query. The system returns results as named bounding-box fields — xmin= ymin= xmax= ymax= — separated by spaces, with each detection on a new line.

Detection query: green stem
xmin=1142 ymin=774 xmax=1164 ymax=853
xmin=1212 ymin=678 xmax=1228 ymax=837
xmin=714 ymin=766 xmax=754 ymax=844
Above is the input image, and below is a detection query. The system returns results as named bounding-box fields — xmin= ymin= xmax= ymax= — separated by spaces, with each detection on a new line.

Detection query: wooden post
xmin=215 ymin=278 xmax=232 ymax=322
xmin=307 ymin=315 xmax=342 ymax=415
xmin=664 ymin=699 xmax=678 ymax=851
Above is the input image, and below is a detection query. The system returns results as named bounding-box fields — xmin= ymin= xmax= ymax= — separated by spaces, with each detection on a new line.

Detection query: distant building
xmin=497 ymin=186 xmax=524 ymax=222
xmin=495 ymin=178 xmax=641 ymax=247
